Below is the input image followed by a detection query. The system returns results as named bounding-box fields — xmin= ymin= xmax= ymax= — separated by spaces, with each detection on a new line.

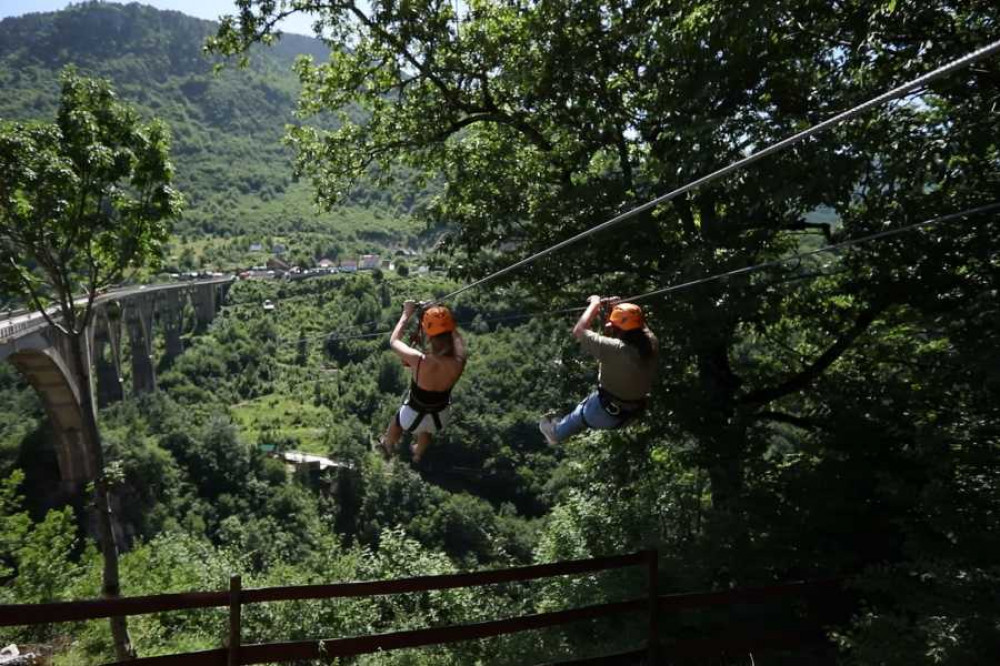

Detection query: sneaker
xmin=538 ymin=416 xmax=559 ymax=446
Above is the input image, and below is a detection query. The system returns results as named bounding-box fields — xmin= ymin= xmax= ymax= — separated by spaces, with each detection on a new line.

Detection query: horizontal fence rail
xmin=243 ymin=551 xmax=646 ymax=604
xmin=102 ymin=600 xmax=649 ymax=666
xmin=658 ymin=578 xmax=840 ymax=611
xmin=0 ymin=590 xmax=228 ymax=626
xmin=235 ymin=599 xmax=647 ymax=665
xmin=0 ymin=549 xmax=843 ymax=666
xmin=0 ymin=551 xmax=645 ymax=627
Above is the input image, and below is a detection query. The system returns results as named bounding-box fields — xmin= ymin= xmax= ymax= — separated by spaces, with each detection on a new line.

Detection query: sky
xmin=0 ymin=0 xmax=318 ymax=36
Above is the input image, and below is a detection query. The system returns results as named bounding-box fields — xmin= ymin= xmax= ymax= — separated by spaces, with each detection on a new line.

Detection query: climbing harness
xmin=397 ymin=357 xmax=453 ymax=434
xmin=597 ymin=387 xmax=647 ymax=420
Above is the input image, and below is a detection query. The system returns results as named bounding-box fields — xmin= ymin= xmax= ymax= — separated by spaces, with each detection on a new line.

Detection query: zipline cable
xmin=234 ymin=271 xmax=442 ymax=345
xmin=622 ymin=201 xmax=1000 ymax=303
xmin=265 ymin=40 xmax=1000 ymax=345
xmin=433 ymin=38 xmax=1000 ymax=304
xmin=293 ymin=201 xmax=1000 ymax=345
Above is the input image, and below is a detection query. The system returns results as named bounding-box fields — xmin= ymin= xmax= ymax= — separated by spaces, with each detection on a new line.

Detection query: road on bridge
xmin=0 ymin=276 xmax=234 ymax=340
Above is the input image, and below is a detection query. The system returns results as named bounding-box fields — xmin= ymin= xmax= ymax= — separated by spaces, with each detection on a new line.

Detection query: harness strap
xmin=597 ymin=387 xmax=647 ymax=420
xmin=406 ymin=410 xmax=427 ymax=434
xmin=403 ymin=408 xmax=446 ymax=434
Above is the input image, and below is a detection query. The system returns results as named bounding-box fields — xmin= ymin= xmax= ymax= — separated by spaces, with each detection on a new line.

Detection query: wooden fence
xmin=0 ymin=550 xmax=840 ymax=665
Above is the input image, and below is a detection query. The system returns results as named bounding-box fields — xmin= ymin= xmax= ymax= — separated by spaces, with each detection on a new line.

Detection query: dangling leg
xmin=540 ymin=394 xmax=591 ymax=445
xmin=412 ymin=432 xmax=432 ymax=464
xmin=380 ymin=410 xmax=404 ymax=459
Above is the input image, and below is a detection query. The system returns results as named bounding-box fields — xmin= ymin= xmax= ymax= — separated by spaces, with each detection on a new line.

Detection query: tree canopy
xmin=0 ymin=68 xmax=182 ymax=332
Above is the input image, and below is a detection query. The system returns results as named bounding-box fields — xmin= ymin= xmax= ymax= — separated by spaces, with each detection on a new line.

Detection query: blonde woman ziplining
xmin=540 ymin=296 xmax=658 ymax=445
xmin=379 ymin=300 xmax=467 ymax=464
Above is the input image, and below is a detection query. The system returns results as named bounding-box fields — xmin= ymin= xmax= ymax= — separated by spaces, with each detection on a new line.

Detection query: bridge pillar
xmin=92 ymin=310 xmax=124 ymax=407
xmin=160 ymin=292 xmax=185 ymax=363
xmin=126 ymin=298 xmax=157 ymax=395
xmin=192 ymin=283 xmax=218 ymax=332
xmin=94 ymin=336 xmax=123 ymax=407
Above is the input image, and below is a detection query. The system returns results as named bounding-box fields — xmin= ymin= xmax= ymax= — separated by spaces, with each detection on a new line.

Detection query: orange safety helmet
xmin=607 ymin=303 xmax=644 ymax=331
xmin=421 ymin=305 xmax=456 ymax=337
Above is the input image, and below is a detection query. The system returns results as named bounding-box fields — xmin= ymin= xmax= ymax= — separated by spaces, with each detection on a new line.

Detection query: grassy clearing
xmin=230 ymin=393 xmax=329 ymax=455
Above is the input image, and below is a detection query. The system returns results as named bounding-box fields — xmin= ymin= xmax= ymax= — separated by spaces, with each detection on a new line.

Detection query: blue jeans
xmin=554 ymin=391 xmax=626 ymax=442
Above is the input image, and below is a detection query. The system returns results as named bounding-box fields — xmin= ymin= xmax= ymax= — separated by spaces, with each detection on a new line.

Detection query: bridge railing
xmin=0 ymin=315 xmax=48 ymax=341
xmin=0 ymin=277 xmax=235 ymax=342
xmin=0 ymin=550 xmax=842 ymax=665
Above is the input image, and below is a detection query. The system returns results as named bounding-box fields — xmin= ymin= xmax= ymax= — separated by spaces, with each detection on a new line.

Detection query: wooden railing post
xmin=646 ymin=549 xmax=659 ymax=665
xmin=228 ymin=574 xmax=242 ymax=666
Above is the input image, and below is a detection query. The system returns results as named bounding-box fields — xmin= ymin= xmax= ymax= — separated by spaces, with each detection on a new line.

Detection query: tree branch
xmin=347 ymin=2 xmax=553 ymax=153
xmin=431 ymin=112 xmax=507 ymax=141
xmin=740 ymin=302 xmax=888 ymax=406
xmin=753 ymin=410 xmax=827 ymax=431
xmin=10 ymin=257 xmax=70 ymax=336
xmin=79 ymin=251 xmax=101 ymax=334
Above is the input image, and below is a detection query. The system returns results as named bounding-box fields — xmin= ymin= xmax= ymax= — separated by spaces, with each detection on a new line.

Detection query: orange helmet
xmin=608 ymin=303 xmax=644 ymax=331
xmin=421 ymin=306 xmax=455 ymax=337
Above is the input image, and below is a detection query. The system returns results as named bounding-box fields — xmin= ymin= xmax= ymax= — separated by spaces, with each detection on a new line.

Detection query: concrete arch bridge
xmin=0 ymin=277 xmax=233 ymax=489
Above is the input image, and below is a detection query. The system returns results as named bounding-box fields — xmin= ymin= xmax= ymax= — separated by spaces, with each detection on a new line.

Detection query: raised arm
xmin=572 ymin=295 xmax=603 ymax=340
xmin=389 ymin=300 xmax=424 ymax=367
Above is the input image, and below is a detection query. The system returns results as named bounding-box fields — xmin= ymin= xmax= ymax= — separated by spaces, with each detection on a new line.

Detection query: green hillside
xmin=0 ymin=1 xmax=422 ymax=266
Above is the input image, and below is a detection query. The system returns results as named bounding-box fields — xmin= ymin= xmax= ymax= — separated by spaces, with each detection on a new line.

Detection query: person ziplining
xmin=378 ymin=301 xmax=467 ymax=464
xmin=539 ymin=297 xmax=659 ymax=445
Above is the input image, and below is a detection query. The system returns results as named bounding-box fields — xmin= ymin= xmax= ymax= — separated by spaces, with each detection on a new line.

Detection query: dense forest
xmin=1 ymin=1 xmax=999 ymax=665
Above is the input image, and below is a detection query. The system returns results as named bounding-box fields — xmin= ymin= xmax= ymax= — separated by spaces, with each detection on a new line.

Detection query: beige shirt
xmin=579 ymin=329 xmax=658 ymax=402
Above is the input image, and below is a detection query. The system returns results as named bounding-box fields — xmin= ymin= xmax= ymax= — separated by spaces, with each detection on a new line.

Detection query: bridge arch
xmin=8 ymin=347 xmax=96 ymax=483
xmin=1 ymin=277 xmax=233 ymax=484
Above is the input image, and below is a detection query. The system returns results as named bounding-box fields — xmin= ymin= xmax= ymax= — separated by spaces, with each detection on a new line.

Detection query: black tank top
xmin=406 ymin=356 xmax=453 ymax=411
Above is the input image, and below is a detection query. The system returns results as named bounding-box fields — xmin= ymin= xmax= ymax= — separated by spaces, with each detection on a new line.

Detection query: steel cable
xmin=290 ymin=202 xmax=1000 ymax=345
xmin=433 ymin=38 xmax=1000 ymax=304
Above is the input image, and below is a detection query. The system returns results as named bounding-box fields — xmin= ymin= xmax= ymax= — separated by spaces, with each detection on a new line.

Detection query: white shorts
xmin=397 ymin=404 xmax=452 ymax=435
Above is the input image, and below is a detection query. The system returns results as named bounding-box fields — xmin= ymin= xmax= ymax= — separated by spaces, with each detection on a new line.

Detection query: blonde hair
xmin=428 ymin=331 xmax=455 ymax=357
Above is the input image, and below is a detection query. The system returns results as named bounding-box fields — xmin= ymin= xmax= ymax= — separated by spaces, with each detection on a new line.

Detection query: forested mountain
xmin=0 ymin=1 xmax=422 ymax=253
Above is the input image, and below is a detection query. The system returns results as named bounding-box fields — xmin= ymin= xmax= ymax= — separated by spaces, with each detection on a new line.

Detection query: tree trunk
xmin=66 ymin=332 xmax=135 ymax=661
xmin=690 ymin=332 xmax=754 ymax=580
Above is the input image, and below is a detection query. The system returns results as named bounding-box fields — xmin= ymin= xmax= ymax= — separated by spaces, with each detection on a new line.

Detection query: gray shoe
xmin=539 ymin=416 xmax=559 ymax=446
